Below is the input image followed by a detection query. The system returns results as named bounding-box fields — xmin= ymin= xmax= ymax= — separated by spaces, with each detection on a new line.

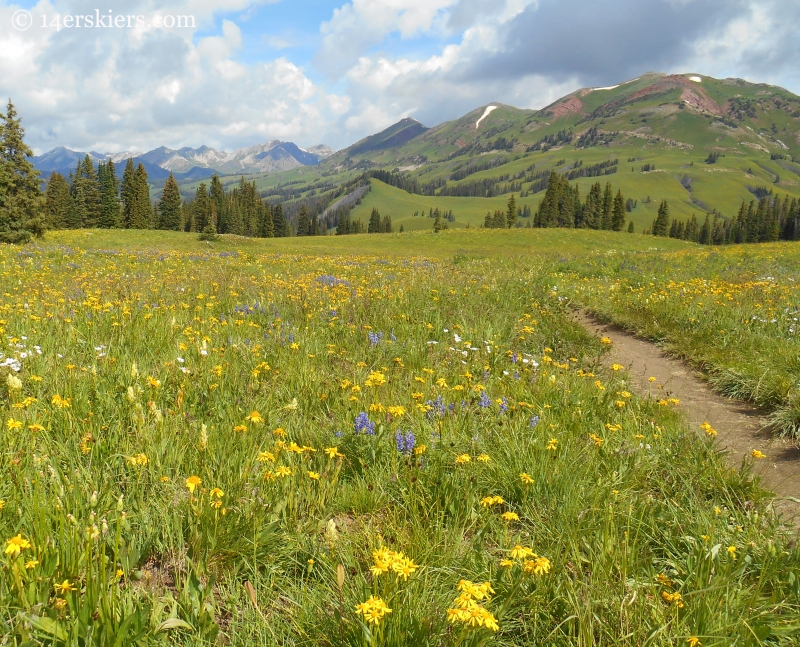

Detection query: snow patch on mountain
xmin=475 ymin=106 xmax=497 ymax=129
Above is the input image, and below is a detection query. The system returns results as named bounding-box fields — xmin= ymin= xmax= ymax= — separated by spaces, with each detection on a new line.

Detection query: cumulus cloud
xmin=1 ymin=0 xmax=799 ymax=155
xmin=315 ymin=0 xmax=460 ymax=77
xmin=0 ymin=0 xmax=344 ymax=153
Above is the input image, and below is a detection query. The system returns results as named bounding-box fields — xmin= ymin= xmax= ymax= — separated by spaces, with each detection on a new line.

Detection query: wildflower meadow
xmin=1 ymin=229 xmax=799 ymax=646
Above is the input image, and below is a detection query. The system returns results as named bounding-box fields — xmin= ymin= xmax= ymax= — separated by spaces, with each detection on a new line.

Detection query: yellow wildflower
xmin=185 ymin=476 xmax=202 ymax=493
xmin=5 ymin=534 xmax=31 ymax=557
xmin=245 ymin=411 xmax=264 ymax=425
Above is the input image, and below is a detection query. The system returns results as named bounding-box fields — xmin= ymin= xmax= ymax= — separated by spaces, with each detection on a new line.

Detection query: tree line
xmin=649 ymin=194 xmax=800 ymax=245
xmin=533 ymin=172 xmax=627 ymax=230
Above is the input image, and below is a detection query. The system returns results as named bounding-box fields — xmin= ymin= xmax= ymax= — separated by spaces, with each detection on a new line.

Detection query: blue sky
xmin=1 ymin=0 xmax=798 ymax=154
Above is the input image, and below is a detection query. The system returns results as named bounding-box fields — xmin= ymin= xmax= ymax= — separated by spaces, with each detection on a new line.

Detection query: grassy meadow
xmin=553 ymin=241 xmax=800 ymax=435
xmin=1 ymin=228 xmax=800 ymax=646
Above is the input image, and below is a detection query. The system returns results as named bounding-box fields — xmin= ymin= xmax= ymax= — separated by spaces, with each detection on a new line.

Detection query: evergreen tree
xmin=433 ymin=210 xmax=442 ymax=233
xmin=583 ymin=182 xmax=603 ymax=229
xmin=699 ymin=213 xmax=712 ymax=244
xmin=73 ymin=155 xmax=101 ymax=227
xmin=272 ymin=203 xmax=286 ymax=237
xmin=652 ymin=200 xmax=670 ymax=236
xmin=98 ymin=160 xmax=120 ymax=228
xmin=611 ymin=190 xmax=626 ymax=231
xmin=257 ymin=201 xmax=274 ymax=238
xmin=69 ymin=183 xmax=88 ymax=229
xmin=131 ymin=163 xmax=151 ymax=229
xmin=381 ymin=214 xmax=392 ymax=233
xmin=601 ymin=182 xmax=613 ymax=229
xmin=297 ymin=205 xmax=311 ymax=236
xmin=506 ymin=194 xmax=518 ymax=228
xmin=209 ymin=175 xmax=227 ymax=233
xmin=121 ymin=159 xmax=136 ymax=228
xmin=0 ymin=100 xmax=43 ymax=243
xmin=627 ymin=220 xmax=634 ymax=233
xmin=191 ymin=183 xmax=210 ymax=232
xmin=158 ymin=173 xmax=182 ymax=230
xmin=484 ymin=212 xmax=492 ymax=228
xmin=368 ymin=207 xmax=381 ymax=233
xmin=44 ymin=172 xmax=71 ymax=230
xmin=337 ymin=212 xmax=350 ymax=235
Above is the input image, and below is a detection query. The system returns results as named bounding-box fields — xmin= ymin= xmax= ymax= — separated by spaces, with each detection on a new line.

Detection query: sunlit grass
xmin=0 ymin=229 xmax=798 ymax=646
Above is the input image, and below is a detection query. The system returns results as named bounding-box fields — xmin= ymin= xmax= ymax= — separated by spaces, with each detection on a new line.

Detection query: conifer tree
xmin=699 ymin=213 xmax=712 ymax=244
xmin=98 ymin=160 xmax=120 ymax=228
xmin=601 ymin=182 xmax=613 ymax=229
xmin=336 ymin=212 xmax=350 ymax=235
xmin=368 ymin=207 xmax=381 ymax=233
xmin=652 ymin=200 xmax=670 ymax=236
xmin=611 ymin=190 xmax=626 ymax=231
xmin=583 ymin=182 xmax=602 ymax=229
xmin=44 ymin=172 xmax=71 ymax=230
xmin=73 ymin=155 xmax=101 ymax=227
xmin=297 ymin=204 xmax=311 ymax=236
xmin=258 ymin=201 xmax=274 ymax=238
xmin=158 ymin=173 xmax=182 ymax=230
xmin=433 ymin=210 xmax=442 ymax=233
xmin=209 ymin=175 xmax=227 ymax=233
xmin=69 ymin=184 xmax=88 ymax=229
xmin=191 ymin=183 xmax=210 ymax=232
xmin=0 ymin=100 xmax=43 ymax=243
xmin=505 ymin=194 xmax=518 ymax=228
xmin=131 ymin=163 xmax=151 ymax=229
xmin=121 ymin=159 xmax=136 ymax=228
xmin=272 ymin=203 xmax=286 ymax=237
xmin=627 ymin=220 xmax=634 ymax=233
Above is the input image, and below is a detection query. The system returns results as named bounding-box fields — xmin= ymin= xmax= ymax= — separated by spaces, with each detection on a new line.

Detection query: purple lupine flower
xmin=368 ymin=331 xmax=384 ymax=346
xmin=511 ymin=353 xmax=519 ymax=364
xmin=404 ymin=431 xmax=415 ymax=455
xmin=354 ymin=411 xmax=375 ymax=435
xmin=425 ymin=395 xmax=446 ymax=420
xmin=396 ymin=430 xmax=405 ymax=453
xmin=478 ymin=391 xmax=491 ymax=408
xmin=499 ymin=397 xmax=509 ymax=414
xmin=529 ymin=415 xmax=540 ymax=428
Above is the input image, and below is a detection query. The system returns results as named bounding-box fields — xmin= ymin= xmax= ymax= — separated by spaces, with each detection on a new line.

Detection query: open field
xmin=1 ymin=228 xmax=800 ymax=646
xmin=553 ymin=241 xmax=800 ymax=435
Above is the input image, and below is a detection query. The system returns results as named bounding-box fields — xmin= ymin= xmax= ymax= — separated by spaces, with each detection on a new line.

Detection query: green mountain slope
xmin=185 ymin=72 xmax=800 ymax=231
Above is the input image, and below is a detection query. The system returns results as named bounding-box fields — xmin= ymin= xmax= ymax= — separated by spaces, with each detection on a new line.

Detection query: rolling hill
xmin=211 ymin=71 xmax=800 ymax=232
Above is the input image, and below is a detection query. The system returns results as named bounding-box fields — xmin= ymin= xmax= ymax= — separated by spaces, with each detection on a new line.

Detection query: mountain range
xmin=32 ymin=141 xmax=335 ymax=182
xmin=262 ymin=71 xmax=800 ymax=232
xmin=31 ymin=71 xmax=800 ymax=232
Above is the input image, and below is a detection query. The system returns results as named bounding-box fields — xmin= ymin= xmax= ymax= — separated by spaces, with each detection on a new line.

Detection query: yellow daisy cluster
xmin=370 ymin=546 xmax=419 ymax=581
xmin=501 ymin=545 xmax=552 ymax=576
xmin=446 ymin=580 xmax=499 ymax=632
xmin=354 ymin=595 xmax=392 ymax=625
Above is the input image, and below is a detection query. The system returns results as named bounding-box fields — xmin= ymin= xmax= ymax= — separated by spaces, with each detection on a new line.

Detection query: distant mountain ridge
xmin=32 ymin=140 xmax=335 ymax=183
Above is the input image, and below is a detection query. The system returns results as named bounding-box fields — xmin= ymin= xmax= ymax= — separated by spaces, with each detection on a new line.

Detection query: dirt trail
xmin=576 ymin=313 xmax=800 ymax=525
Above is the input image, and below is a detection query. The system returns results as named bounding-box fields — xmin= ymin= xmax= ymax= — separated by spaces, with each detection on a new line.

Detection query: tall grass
xmin=554 ymin=241 xmax=800 ymax=436
xmin=0 ymin=232 xmax=798 ymax=646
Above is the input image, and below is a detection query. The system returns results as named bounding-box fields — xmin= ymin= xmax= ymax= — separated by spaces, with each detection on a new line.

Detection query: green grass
xmin=553 ymin=240 xmax=800 ymax=435
xmin=1 ymin=228 xmax=798 ymax=646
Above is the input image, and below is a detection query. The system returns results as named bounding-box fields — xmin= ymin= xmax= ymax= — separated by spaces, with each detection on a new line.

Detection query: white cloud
xmin=0 ymin=0 xmax=349 ymax=152
xmin=2 ymin=0 xmax=800 ymax=158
